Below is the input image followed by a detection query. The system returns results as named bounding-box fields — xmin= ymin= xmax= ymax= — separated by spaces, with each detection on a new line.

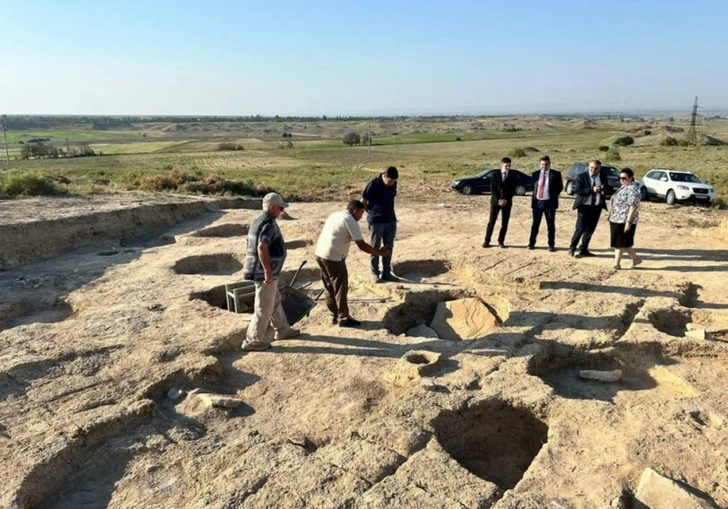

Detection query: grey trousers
xmin=369 ymin=222 xmax=396 ymax=276
xmin=244 ymin=280 xmax=290 ymax=346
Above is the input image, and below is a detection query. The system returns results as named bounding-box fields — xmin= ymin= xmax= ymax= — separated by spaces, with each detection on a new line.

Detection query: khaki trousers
xmin=244 ymin=280 xmax=289 ymax=346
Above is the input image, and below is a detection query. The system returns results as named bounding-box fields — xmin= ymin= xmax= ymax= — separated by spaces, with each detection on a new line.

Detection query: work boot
xmin=242 ymin=341 xmax=271 ymax=352
xmin=338 ymin=317 xmax=362 ymax=327
xmin=274 ymin=327 xmax=300 ymax=340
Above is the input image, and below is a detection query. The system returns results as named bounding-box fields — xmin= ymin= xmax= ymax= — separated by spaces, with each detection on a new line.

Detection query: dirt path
xmin=1 ymin=195 xmax=727 ymax=508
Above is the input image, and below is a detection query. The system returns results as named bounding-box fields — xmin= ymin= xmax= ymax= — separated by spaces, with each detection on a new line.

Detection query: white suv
xmin=640 ymin=169 xmax=716 ymax=205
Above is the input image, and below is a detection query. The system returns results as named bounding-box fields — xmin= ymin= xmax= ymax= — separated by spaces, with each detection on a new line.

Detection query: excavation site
xmin=2 ymin=193 xmax=728 ymax=509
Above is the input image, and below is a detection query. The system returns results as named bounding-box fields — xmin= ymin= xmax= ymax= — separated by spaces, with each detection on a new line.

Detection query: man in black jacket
xmin=483 ymin=157 xmax=517 ymax=248
xmin=568 ymin=159 xmax=611 ymax=257
xmin=529 ymin=155 xmax=564 ymax=251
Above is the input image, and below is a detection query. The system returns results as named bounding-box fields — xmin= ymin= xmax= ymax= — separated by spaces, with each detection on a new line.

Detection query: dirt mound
xmin=698 ymin=134 xmax=727 ymax=146
xmin=193 ymin=223 xmax=249 ymax=238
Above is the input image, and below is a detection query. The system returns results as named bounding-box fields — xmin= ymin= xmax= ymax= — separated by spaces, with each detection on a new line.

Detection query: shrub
xmin=508 ymin=148 xmax=527 ymax=158
xmin=606 ymin=148 xmax=621 ymax=161
xmin=677 ymin=139 xmax=691 ymax=147
xmin=217 ymin=142 xmax=244 ymax=151
xmin=137 ymin=169 xmax=272 ymax=197
xmin=0 ymin=173 xmax=65 ymax=196
xmin=613 ymin=136 xmax=634 ymax=147
xmin=343 ymin=132 xmax=361 ymax=146
xmin=598 ymin=145 xmax=609 ymax=152
xmin=660 ymin=136 xmax=679 ymax=147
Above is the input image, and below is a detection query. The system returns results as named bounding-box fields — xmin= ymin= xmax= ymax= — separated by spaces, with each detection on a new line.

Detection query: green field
xmin=2 ymin=116 xmax=728 ymax=205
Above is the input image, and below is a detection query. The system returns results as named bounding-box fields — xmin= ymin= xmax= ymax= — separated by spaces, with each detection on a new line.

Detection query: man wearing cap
xmin=241 ymin=192 xmax=300 ymax=351
xmin=315 ymin=200 xmax=391 ymax=327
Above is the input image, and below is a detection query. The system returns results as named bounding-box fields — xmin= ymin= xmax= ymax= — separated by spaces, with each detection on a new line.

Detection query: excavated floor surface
xmin=2 ymin=195 xmax=728 ymax=508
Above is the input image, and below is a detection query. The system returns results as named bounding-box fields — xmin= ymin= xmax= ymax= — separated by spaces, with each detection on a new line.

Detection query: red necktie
xmin=537 ymin=171 xmax=546 ymax=199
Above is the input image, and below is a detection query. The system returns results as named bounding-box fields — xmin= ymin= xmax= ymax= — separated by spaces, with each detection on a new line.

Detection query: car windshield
xmin=604 ymin=167 xmax=619 ymax=177
xmin=476 ymin=169 xmax=495 ymax=178
xmin=669 ymin=172 xmax=701 ymax=183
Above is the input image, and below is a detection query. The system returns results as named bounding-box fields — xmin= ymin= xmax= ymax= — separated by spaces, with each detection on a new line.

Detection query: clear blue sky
xmin=2 ymin=0 xmax=727 ymax=116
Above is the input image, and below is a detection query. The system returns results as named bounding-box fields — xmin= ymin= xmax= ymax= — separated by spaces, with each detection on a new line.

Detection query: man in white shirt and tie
xmin=569 ymin=159 xmax=611 ymax=257
xmin=529 ymin=155 xmax=563 ymax=251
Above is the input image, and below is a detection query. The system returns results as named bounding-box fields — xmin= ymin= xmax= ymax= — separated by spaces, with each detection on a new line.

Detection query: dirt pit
xmin=648 ymin=307 xmax=692 ymax=337
xmin=432 ymin=400 xmax=548 ymax=490
xmin=173 ymin=254 xmax=243 ymax=275
xmin=392 ymin=259 xmax=451 ymax=282
xmin=383 ymin=289 xmax=464 ymax=335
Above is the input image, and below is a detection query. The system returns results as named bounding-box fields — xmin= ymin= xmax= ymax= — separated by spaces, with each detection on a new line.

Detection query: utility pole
xmin=1 ymin=115 xmax=9 ymax=167
xmin=686 ymin=96 xmax=701 ymax=146
xmin=368 ymin=121 xmax=371 ymax=158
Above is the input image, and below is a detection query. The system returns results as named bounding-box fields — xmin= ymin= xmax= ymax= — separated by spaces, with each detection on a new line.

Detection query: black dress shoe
xmin=499 ymin=243 xmax=506 ymax=248
xmin=380 ymin=273 xmax=402 ymax=283
xmin=580 ymin=251 xmax=596 ymax=257
xmin=482 ymin=242 xmax=491 ymax=248
xmin=548 ymin=246 xmax=556 ymax=252
xmin=527 ymin=245 xmax=535 ymax=250
xmin=568 ymin=248 xmax=575 ymax=257
xmin=338 ymin=317 xmax=362 ymax=327
xmin=331 ymin=315 xmax=338 ymax=325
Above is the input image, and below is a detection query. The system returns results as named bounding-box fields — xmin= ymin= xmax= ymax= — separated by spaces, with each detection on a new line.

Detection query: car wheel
xmin=565 ymin=181 xmax=574 ymax=195
xmin=640 ymin=186 xmax=647 ymax=200
xmin=666 ymin=189 xmax=676 ymax=205
xmin=461 ymin=184 xmax=473 ymax=195
xmin=515 ymin=185 xmax=526 ymax=196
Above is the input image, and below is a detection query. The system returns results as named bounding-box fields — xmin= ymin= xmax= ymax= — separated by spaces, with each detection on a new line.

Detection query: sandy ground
xmin=1 ymin=192 xmax=728 ymax=508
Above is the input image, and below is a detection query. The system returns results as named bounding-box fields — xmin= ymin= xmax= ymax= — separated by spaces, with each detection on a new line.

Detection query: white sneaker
xmin=274 ymin=327 xmax=300 ymax=340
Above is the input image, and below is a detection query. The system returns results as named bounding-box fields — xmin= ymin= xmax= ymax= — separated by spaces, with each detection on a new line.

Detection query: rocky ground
xmin=1 ymin=192 xmax=728 ymax=508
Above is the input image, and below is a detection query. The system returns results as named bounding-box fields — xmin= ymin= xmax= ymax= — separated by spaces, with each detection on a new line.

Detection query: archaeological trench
xmin=1 ymin=194 xmax=728 ymax=508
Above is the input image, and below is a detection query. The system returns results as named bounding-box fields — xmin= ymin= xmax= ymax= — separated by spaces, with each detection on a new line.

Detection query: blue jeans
xmin=369 ymin=222 xmax=396 ymax=276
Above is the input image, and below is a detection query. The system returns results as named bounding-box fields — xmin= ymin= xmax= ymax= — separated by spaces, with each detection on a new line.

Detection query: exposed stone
xmin=685 ymin=328 xmax=708 ymax=340
xmin=384 ymin=350 xmax=442 ymax=388
xmin=634 ymin=468 xmax=716 ymax=508
xmin=579 ymin=369 xmax=623 ymax=383
xmin=406 ymin=324 xmax=440 ymax=338
xmin=430 ymin=298 xmax=499 ymax=341
xmin=197 ymin=393 xmax=245 ymax=409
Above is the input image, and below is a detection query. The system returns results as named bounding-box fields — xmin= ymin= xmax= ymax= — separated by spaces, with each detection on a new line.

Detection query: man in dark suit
xmin=568 ymin=159 xmax=612 ymax=257
xmin=483 ymin=157 xmax=517 ymax=248
xmin=529 ymin=155 xmax=563 ymax=252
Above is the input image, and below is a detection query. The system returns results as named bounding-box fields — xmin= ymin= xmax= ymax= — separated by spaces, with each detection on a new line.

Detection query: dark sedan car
xmin=450 ymin=169 xmax=534 ymax=196
xmin=565 ymin=162 xmax=621 ymax=196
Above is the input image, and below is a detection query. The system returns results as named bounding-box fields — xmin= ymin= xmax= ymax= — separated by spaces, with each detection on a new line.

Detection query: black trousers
xmin=484 ymin=203 xmax=511 ymax=244
xmin=529 ymin=201 xmax=557 ymax=247
xmin=316 ymin=256 xmax=349 ymax=319
xmin=570 ymin=206 xmax=602 ymax=252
